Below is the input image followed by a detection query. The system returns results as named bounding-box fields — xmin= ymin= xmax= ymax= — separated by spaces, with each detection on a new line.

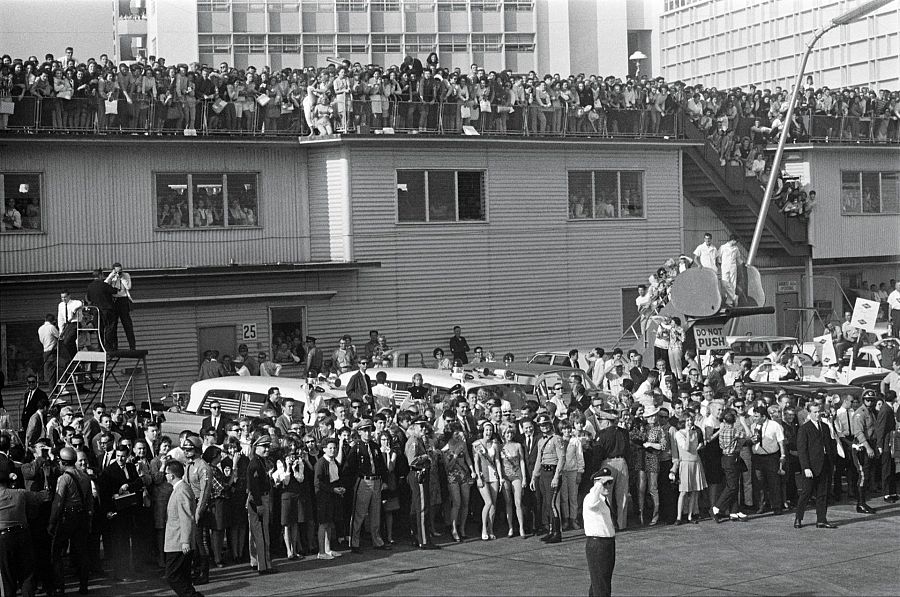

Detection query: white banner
xmin=811 ymin=333 xmax=837 ymax=366
xmin=850 ymin=298 xmax=879 ymax=333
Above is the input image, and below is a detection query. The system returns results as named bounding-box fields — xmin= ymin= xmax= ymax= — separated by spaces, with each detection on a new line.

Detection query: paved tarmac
xmin=96 ymin=500 xmax=899 ymax=596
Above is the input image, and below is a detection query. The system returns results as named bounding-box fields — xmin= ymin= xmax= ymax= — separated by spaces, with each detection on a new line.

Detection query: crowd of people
xmin=3 ymin=47 xmax=895 ymax=141
xmin=2 ymin=314 xmax=899 ymax=596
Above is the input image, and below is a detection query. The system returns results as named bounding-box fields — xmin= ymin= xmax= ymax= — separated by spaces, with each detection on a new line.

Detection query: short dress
xmin=500 ymin=444 xmax=523 ymax=482
xmin=699 ymin=419 xmax=724 ymax=485
xmin=443 ymin=444 xmax=472 ymax=486
xmin=643 ymin=424 xmax=669 ymax=474
xmin=628 ymin=425 xmax=646 ymax=473
xmin=281 ymin=471 xmax=305 ymax=525
xmin=674 ymin=429 xmax=708 ymax=492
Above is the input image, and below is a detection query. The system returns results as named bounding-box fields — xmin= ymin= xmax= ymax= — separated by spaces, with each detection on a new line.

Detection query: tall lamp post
xmin=746 ymin=0 xmax=894 ymax=266
xmin=629 ymin=51 xmax=647 ymax=78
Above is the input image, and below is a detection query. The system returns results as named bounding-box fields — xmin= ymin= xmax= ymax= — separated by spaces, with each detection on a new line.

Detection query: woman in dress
xmin=558 ymin=419 xmax=584 ymax=531
xmin=202 ymin=445 xmax=230 ymax=567
xmin=314 ymin=437 xmax=346 ymax=560
xmin=149 ymin=436 xmax=173 ymax=567
xmin=224 ymin=436 xmax=249 ymax=562
xmin=433 ymin=348 xmax=452 ymax=371
xmin=701 ymin=400 xmax=725 ymax=514
xmin=472 ymin=420 xmax=502 ymax=540
xmin=642 ymin=407 xmax=668 ymax=526
xmin=671 ymin=415 xmax=708 ymax=524
xmin=667 ymin=317 xmax=686 ymax=380
xmin=274 ymin=436 xmax=306 ymax=560
xmin=626 ymin=407 xmax=648 ymax=525
xmin=378 ymin=430 xmax=400 ymax=544
xmin=499 ymin=422 xmax=527 ymax=538
xmin=441 ymin=422 xmax=474 ymax=542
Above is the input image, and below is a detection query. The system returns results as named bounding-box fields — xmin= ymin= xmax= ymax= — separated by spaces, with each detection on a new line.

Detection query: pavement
xmin=85 ymin=499 xmax=899 ymax=596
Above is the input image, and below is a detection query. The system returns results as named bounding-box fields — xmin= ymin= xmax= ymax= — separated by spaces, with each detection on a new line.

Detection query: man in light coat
xmin=164 ymin=460 xmax=202 ymax=597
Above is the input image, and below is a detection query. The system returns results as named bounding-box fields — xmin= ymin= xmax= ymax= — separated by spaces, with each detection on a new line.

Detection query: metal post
xmin=804 ymin=254 xmax=815 ymax=340
xmin=747 ymin=24 xmax=834 ymax=266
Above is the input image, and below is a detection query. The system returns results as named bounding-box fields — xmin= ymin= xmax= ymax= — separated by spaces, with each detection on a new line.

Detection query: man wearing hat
xmin=247 ymin=434 xmax=275 ymax=574
xmin=583 ymin=467 xmax=616 ymax=597
xmin=851 ymin=390 xmax=879 ymax=513
xmin=182 ymin=434 xmax=212 ymax=584
xmin=405 ymin=417 xmax=439 ymax=549
xmin=345 ymin=419 xmax=389 ymax=553
xmin=530 ymin=413 xmax=566 ymax=543
xmin=593 ymin=409 xmax=630 ymax=530
xmin=48 ymin=446 xmax=93 ymax=595
xmin=0 ymin=458 xmax=48 ymax=597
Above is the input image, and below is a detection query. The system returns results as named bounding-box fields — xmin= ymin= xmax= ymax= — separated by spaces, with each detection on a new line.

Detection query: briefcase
xmin=114 ymin=492 xmax=140 ymax=511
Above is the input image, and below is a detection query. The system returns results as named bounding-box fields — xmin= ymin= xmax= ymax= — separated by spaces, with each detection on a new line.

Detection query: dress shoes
xmin=856 ymin=504 xmax=876 ymax=514
xmin=350 ymin=547 xmax=362 ymax=554
xmin=815 ymin=522 xmax=837 ymax=529
xmin=420 ymin=543 xmax=441 ymax=550
xmin=543 ymin=534 xmax=562 ymax=544
xmin=793 ymin=519 xmax=802 ymax=529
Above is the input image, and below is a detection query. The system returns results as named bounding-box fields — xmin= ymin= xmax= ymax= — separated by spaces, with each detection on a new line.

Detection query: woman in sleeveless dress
xmin=671 ymin=416 xmax=708 ymax=524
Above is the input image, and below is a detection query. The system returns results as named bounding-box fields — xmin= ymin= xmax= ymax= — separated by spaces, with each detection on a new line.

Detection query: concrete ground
xmin=90 ymin=500 xmax=899 ymax=596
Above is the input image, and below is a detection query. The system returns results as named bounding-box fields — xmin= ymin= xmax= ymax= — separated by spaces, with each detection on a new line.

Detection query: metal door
xmin=198 ymin=325 xmax=236 ymax=363
xmin=776 ymin=293 xmax=800 ymax=337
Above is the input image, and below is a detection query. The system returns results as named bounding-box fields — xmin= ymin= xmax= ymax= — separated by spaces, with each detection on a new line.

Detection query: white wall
xmin=0 ymin=0 xmax=114 ymax=60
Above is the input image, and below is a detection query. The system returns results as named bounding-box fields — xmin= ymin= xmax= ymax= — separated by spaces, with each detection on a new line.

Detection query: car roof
xmin=339 ymin=367 xmax=514 ymax=390
xmin=466 ymin=363 xmax=584 ymax=376
xmin=746 ymin=381 xmax=862 ymax=396
xmin=727 ymin=336 xmax=799 ymax=344
xmin=188 ymin=376 xmax=323 ymax=411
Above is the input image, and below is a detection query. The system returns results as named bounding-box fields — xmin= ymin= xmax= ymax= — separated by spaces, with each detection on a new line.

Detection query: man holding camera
xmin=105 ymin=262 xmax=135 ymax=351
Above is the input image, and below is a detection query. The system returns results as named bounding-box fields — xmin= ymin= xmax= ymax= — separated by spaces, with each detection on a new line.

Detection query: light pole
xmin=746 ymin=0 xmax=894 ymax=266
xmin=629 ymin=51 xmax=647 ymax=78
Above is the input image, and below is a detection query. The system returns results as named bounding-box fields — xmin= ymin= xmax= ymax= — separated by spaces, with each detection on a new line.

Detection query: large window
xmin=396 ymin=170 xmax=486 ymax=223
xmin=1 ymin=173 xmax=42 ymax=232
xmin=155 ymin=173 xmax=259 ymax=229
xmin=568 ymin=170 xmax=644 ymax=219
xmin=841 ymin=171 xmax=900 ymax=214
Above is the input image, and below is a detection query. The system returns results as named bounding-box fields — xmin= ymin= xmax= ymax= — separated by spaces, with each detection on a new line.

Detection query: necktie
xmin=845 ymin=410 xmax=851 ymax=438
xmin=103 ymin=452 xmax=111 ymax=469
xmin=123 ymin=463 xmax=130 ymax=481
xmin=527 ymin=437 xmax=532 ymax=453
xmin=367 ymin=443 xmax=375 ymax=475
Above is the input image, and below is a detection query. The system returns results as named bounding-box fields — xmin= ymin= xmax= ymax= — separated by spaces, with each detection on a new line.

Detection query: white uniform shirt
xmin=887 ymin=289 xmax=900 ymax=311
xmin=38 ymin=321 xmax=59 ymax=352
xmin=57 ymin=299 xmax=84 ymax=331
xmin=693 ymin=242 xmax=719 ymax=270
xmin=719 ymin=241 xmax=740 ymax=271
xmin=752 ymin=419 xmax=784 ymax=455
xmin=583 ymin=486 xmax=616 ymax=538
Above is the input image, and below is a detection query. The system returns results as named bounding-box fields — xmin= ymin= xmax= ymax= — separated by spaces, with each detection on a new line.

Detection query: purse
xmin=281 ymin=101 xmax=294 ymax=114
xmin=113 ymin=491 xmax=140 ymax=511
xmin=211 ymin=98 xmax=227 ymax=114
xmin=0 ymin=101 xmax=14 ymax=115
xmin=104 ymin=100 xmax=118 ymax=115
xmin=460 ymin=105 xmax=471 ymax=119
xmin=256 ymin=94 xmax=271 ymax=107
xmin=479 ymin=99 xmax=491 ymax=113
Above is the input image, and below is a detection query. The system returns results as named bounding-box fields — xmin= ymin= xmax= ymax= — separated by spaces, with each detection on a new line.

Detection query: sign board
xmin=850 ymin=298 xmax=879 ymax=332
xmin=777 ymin=280 xmax=798 ymax=293
xmin=694 ymin=323 xmax=729 ymax=351
xmin=811 ymin=333 xmax=837 ymax=366
xmin=241 ymin=323 xmax=258 ymax=341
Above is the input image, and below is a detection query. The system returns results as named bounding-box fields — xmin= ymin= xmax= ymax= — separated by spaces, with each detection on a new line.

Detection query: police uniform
xmin=247 ymin=435 xmax=274 ymax=572
xmin=851 ymin=396 xmax=878 ymax=511
xmin=405 ymin=418 xmax=438 ymax=549
xmin=184 ymin=437 xmax=212 ymax=583
xmin=583 ymin=467 xmax=616 ymax=597
xmin=593 ymin=411 xmax=631 ymax=530
xmin=345 ymin=419 xmax=389 ymax=550
xmin=48 ymin=459 xmax=93 ymax=595
xmin=1 ymin=460 xmax=48 ymax=597
xmin=531 ymin=414 xmax=566 ymax=542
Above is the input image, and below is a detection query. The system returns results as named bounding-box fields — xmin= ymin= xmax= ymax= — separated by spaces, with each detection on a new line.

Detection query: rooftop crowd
xmin=2 ymin=311 xmax=899 ymax=597
xmin=2 ymin=48 xmax=898 ymax=141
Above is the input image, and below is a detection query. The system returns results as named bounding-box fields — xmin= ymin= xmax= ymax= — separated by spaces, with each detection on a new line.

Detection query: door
xmin=621 ymin=287 xmax=640 ymax=334
xmin=198 ymin=325 xmax=236 ymax=363
xmin=775 ymin=292 xmax=800 ymax=337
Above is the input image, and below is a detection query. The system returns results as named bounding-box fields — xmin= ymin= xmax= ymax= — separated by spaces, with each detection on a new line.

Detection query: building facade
xmin=659 ymin=0 xmax=900 ymax=90
xmin=1 ymin=136 xmax=688 ymax=392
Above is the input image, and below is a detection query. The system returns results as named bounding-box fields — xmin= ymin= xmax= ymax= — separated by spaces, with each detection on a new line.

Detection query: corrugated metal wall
xmin=682 ymin=199 xmax=731 ymax=254
xmin=0 ymin=143 xmax=309 ymax=274
xmin=805 ymin=148 xmax=900 ymax=261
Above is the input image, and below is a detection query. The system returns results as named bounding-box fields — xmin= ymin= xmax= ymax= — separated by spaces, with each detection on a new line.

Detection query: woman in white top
xmin=473 ymin=420 xmax=502 ymax=540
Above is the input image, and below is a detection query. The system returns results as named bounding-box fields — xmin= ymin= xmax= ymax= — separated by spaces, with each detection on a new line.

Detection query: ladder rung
xmin=73 ymin=350 xmax=107 ymax=363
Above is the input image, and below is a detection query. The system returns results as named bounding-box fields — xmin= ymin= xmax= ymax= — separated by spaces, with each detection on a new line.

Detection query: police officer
xmin=405 ymin=417 xmax=439 ymax=550
xmin=247 ymin=434 xmax=275 ymax=574
xmin=583 ymin=467 xmax=617 ymax=597
xmin=346 ymin=419 xmax=390 ymax=553
xmin=48 ymin=446 xmax=93 ymax=595
xmin=850 ymin=390 xmax=878 ymax=514
xmin=0 ymin=457 xmax=49 ymax=597
xmin=182 ymin=435 xmax=211 ymax=584
xmin=594 ymin=409 xmax=630 ymax=531
xmin=530 ymin=414 xmax=566 ymax=544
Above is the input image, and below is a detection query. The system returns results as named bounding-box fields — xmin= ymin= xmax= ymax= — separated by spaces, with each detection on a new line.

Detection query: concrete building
xmin=659 ymin=0 xmax=900 ymax=90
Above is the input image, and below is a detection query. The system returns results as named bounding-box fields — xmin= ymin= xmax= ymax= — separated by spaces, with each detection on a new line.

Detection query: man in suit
xmin=628 ymin=350 xmax=650 ymax=386
xmin=20 ymin=375 xmax=47 ymax=434
xmin=199 ymin=400 xmax=231 ymax=445
xmin=163 ymin=460 xmax=202 ymax=597
xmin=86 ymin=268 xmax=117 ymax=351
xmin=274 ymin=398 xmax=297 ymax=437
xmin=100 ymin=444 xmax=144 ymax=580
xmin=345 ymin=360 xmax=373 ymax=402
xmin=520 ymin=417 xmax=542 ymax=534
xmin=874 ymin=390 xmax=898 ymax=502
xmin=24 ymin=398 xmax=49 ymax=447
xmin=794 ymin=402 xmax=838 ymax=529
xmin=197 ymin=351 xmax=226 ymax=381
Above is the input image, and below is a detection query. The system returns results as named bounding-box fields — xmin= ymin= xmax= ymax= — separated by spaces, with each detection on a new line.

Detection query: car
xmin=526 ymin=349 xmax=594 ymax=370
xmin=700 ymin=335 xmax=803 ymax=371
xmin=849 ymin=372 xmax=889 ymax=395
xmin=338 ymin=366 xmax=530 ymax=411
xmin=162 ymin=376 xmax=345 ymax=437
xmin=464 ymin=362 xmax=606 ymax=402
xmin=801 ymin=345 xmax=890 ymax=384
xmin=745 ymin=381 xmax=864 ymax=401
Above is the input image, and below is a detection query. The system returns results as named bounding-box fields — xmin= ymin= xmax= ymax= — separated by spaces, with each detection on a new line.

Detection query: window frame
xmin=567 ymin=169 xmax=646 ymax=221
xmin=395 ymin=169 xmax=488 ymax=224
xmin=153 ymin=171 xmax=262 ymax=231
xmin=1 ymin=172 xmax=44 ymax=234
xmin=840 ymin=170 xmax=900 ymax=216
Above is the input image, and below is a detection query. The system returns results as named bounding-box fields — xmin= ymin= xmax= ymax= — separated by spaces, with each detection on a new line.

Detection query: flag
xmin=850 ymin=298 xmax=879 ymax=333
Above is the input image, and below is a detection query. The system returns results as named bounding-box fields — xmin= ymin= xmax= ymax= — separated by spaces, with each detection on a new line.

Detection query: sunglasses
xmin=601 ymin=480 xmax=614 ymax=487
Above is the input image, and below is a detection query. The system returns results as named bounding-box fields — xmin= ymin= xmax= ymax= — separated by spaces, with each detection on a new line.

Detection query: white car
xmin=802 ymin=345 xmax=890 ymax=385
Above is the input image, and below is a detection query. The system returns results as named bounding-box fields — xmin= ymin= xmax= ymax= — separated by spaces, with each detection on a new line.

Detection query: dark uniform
xmin=48 ymin=463 xmax=94 ymax=595
xmin=1 ymin=461 xmax=49 ymax=597
xmin=531 ymin=415 xmax=566 ymax=542
xmin=594 ymin=418 xmax=631 ymax=531
xmin=247 ymin=437 xmax=273 ymax=572
xmin=345 ymin=422 xmax=389 ymax=550
xmin=851 ymin=400 xmax=877 ymax=510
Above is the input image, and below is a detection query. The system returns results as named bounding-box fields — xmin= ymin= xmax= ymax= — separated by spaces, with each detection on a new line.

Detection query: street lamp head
xmin=831 ymin=0 xmax=893 ymax=26
xmin=629 ymin=51 xmax=647 ymax=61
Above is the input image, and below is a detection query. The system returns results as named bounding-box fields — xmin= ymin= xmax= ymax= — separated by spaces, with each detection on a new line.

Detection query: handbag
xmin=256 ymin=94 xmax=271 ymax=107
xmin=0 ymin=101 xmax=14 ymax=115
xmin=211 ymin=98 xmax=227 ymax=114
xmin=104 ymin=100 xmax=118 ymax=115
xmin=57 ymin=90 xmax=73 ymax=100
xmin=479 ymin=99 xmax=491 ymax=113
xmin=281 ymin=101 xmax=294 ymax=114
xmin=460 ymin=105 xmax=471 ymax=119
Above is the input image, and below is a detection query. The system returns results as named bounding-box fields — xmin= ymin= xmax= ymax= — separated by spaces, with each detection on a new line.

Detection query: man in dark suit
xmin=200 ymin=400 xmax=231 ymax=445
xmin=20 ymin=375 xmax=47 ymax=434
xmin=86 ymin=268 xmax=117 ymax=351
xmin=520 ymin=417 xmax=542 ymax=534
xmin=628 ymin=350 xmax=650 ymax=386
xmin=100 ymin=444 xmax=144 ymax=580
xmin=874 ymin=391 xmax=898 ymax=502
xmin=345 ymin=360 xmax=373 ymax=402
xmin=794 ymin=402 xmax=838 ymax=529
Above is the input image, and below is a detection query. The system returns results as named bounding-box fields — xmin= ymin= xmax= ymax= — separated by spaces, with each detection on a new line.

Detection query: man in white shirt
xmin=56 ymin=290 xmax=83 ymax=364
xmin=583 ymin=467 xmax=616 ymax=597
xmin=371 ymin=371 xmax=394 ymax=411
xmin=106 ymin=262 xmax=136 ymax=350
xmin=719 ymin=235 xmax=743 ymax=307
xmin=750 ymin=405 xmax=787 ymax=514
xmin=888 ymin=280 xmax=900 ymax=339
xmin=38 ymin=314 xmax=59 ymax=387
xmin=693 ymin=232 xmax=720 ymax=271
xmin=635 ymin=285 xmax=653 ymax=340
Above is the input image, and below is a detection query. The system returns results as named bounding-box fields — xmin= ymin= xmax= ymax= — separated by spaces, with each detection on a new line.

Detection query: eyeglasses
xmin=601 ymin=479 xmax=614 ymax=487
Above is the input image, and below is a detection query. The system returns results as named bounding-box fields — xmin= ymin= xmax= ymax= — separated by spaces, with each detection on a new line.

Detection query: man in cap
xmin=583 ymin=467 xmax=616 ymax=597
xmin=182 ymin=435 xmax=212 ymax=584
xmin=530 ymin=413 xmax=566 ymax=543
xmin=593 ymin=409 xmax=630 ymax=530
xmin=0 ymin=457 xmax=49 ymax=597
xmin=850 ymin=390 xmax=878 ymax=513
xmin=48 ymin=446 xmax=93 ymax=595
xmin=345 ymin=419 xmax=390 ymax=553
xmin=247 ymin=434 xmax=275 ymax=573
xmin=405 ymin=417 xmax=439 ymax=549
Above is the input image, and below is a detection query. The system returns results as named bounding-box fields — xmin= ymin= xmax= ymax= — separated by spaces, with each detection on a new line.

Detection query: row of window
xmin=198 ymin=33 xmax=535 ymax=55
xmin=198 ymin=1 xmax=534 ymax=13
xmin=840 ymin=171 xmax=900 ymax=215
xmin=156 ymin=173 xmax=260 ymax=229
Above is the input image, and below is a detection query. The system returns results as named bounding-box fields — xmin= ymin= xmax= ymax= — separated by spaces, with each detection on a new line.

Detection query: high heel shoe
xmin=452 ymin=530 xmax=461 ymax=543
xmin=489 ymin=534 xmax=496 ymax=540
xmin=481 ymin=533 xmax=490 ymax=541
xmin=520 ymin=527 xmax=527 ymax=539
xmin=507 ymin=529 xmax=514 ymax=538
